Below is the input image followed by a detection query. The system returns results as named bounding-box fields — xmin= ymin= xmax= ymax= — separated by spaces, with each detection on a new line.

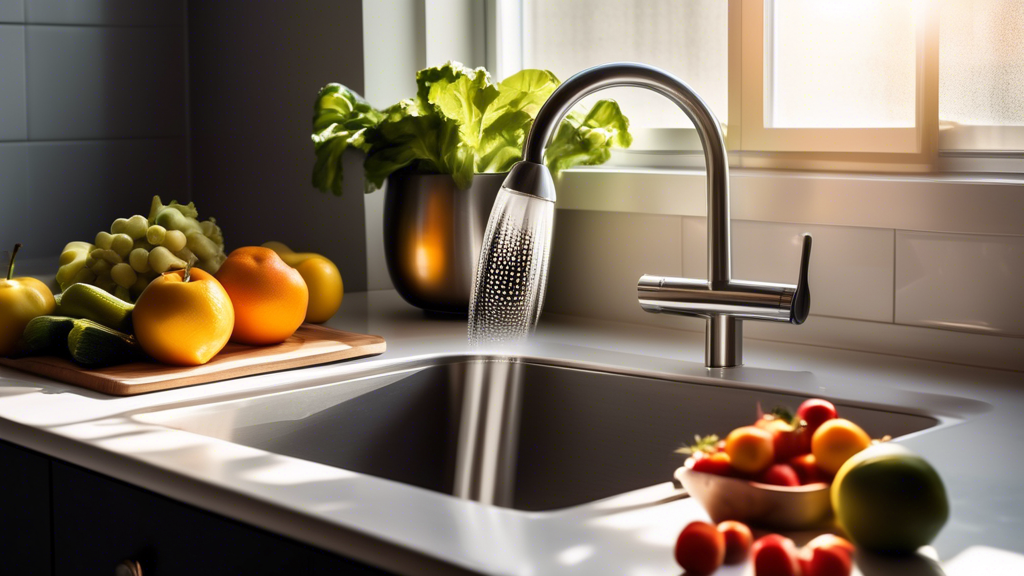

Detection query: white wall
xmin=360 ymin=0 xmax=485 ymax=291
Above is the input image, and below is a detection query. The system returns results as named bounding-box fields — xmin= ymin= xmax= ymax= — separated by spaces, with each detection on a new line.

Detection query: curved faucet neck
xmin=523 ymin=62 xmax=732 ymax=286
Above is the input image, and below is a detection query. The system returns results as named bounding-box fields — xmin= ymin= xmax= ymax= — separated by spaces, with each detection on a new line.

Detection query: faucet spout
xmin=520 ymin=62 xmax=733 ymax=288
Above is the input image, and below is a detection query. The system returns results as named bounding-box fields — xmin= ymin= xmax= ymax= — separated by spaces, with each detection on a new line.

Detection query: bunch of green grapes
xmin=56 ymin=196 xmax=227 ymax=302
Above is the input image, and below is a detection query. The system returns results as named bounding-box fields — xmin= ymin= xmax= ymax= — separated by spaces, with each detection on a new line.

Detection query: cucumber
xmin=67 ymin=319 xmax=144 ymax=368
xmin=57 ymin=283 xmax=134 ymax=333
xmin=19 ymin=315 xmax=77 ymax=356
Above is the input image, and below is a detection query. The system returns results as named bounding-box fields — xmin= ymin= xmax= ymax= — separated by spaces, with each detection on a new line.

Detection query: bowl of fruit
xmin=674 ymin=398 xmax=880 ymax=530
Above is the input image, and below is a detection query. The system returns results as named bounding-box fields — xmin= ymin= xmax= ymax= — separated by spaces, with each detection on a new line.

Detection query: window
xmin=489 ymin=0 xmax=1022 ymax=172
xmin=938 ymin=0 xmax=1024 ymax=151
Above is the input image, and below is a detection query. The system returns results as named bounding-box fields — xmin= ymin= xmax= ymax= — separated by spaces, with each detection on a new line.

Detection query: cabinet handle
xmin=115 ymin=559 xmax=143 ymax=576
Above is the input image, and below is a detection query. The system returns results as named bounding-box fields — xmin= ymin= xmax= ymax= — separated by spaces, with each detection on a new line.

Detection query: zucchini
xmin=18 ymin=315 xmax=77 ymax=357
xmin=67 ymin=319 xmax=144 ymax=368
xmin=57 ymin=283 xmax=134 ymax=333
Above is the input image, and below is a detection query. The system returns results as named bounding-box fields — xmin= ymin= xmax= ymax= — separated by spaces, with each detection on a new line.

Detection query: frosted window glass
xmin=939 ymin=0 xmax=1024 ymax=127
xmin=768 ymin=0 xmax=917 ymax=128
xmin=521 ymin=0 xmax=728 ymax=129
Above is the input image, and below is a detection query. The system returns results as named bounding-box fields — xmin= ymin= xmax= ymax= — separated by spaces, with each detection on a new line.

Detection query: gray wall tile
xmin=545 ymin=210 xmax=687 ymax=328
xmin=26 ymin=0 xmax=183 ymax=26
xmin=0 ymin=0 xmax=24 ymax=22
xmin=0 ymin=25 xmax=27 ymax=140
xmin=26 ymin=25 xmax=185 ymax=140
xmin=188 ymin=0 xmax=367 ymax=291
xmin=0 ymin=144 xmax=30 ymax=258
xmin=22 ymin=139 xmax=187 ymax=260
xmin=896 ymin=231 xmax=1024 ymax=337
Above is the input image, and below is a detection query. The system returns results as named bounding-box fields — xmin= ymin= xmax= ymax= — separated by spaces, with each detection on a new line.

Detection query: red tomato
xmin=691 ymin=451 xmax=734 ymax=477
xmin=789 ymin=453 xmax=830 ymax=485
xmin=674 ymin=521 xmax=725 ymax=576
xmin=806 ymin=545 xmax=853 ymax=576
xmin=756 ymin=463 xmax=801 ymax=487
xmin=752 ymin=534 xmax=802 ymax=576
xmin=797 ymin=399 xmax=838 ymax=435
xmin=805 ymin=534 xmax=855 ymax=558
xmin=717 ymin=520 xmax=753 ymax=564
xmin=801 ymin=534 xmax=855 ymax=576
xmin=756 ymin=416 xmax=811 ymax=462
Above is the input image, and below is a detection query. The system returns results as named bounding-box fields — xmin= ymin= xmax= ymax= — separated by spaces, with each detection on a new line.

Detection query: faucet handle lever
xmin=791 ymin=234 xmax=812 ymax=324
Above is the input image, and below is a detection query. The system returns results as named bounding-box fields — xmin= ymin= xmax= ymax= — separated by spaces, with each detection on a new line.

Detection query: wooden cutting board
xmin=0 ymin=324 xmax=385 ymax=396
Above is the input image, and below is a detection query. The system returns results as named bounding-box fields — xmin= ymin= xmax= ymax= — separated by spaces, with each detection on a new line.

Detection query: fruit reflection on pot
xmin=384 ymin=172 xmax=505 ymax=315
xmin=410 ymin=189 xmax=449 ymax=291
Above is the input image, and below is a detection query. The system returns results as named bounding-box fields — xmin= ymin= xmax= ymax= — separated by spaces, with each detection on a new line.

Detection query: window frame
xmin=738 ymin=0 xmax=935 ymax=155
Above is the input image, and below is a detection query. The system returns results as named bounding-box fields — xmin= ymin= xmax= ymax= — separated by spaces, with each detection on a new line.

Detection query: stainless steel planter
xmin=383 ymin=172 xmax=506 ymax=314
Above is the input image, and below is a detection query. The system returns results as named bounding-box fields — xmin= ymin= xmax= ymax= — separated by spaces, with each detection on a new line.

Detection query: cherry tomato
xmin=811 ymin=418 xmax=871 ymax=475
xmin=799 ymin=535 xmax=855 ymax=576
xmin=756 ymin=463 xmax=801 ymax=487
xmin=674 ymin=521 xmax=725 ymax=575
xmin=797 ymin=399 xmax=838 ymax=435
xmin=758 ymin=417 xmax=811 ymax=462
xmin=789 ymin=453 xmax=830 ymax=485
xmin=805 ymin=534 xmax=855 ymax=558
xmin=752 ymin=534 xmax=802 ymax=576
xmin=725 ymin=426 xmax=774 ymax=474
xmin=805 ymin=545 xmax=853 ymax=576
xmin=717 ymin=520 xmax=753 ymax=564
xmin=691 ymin=451 xmax=734 ymax=477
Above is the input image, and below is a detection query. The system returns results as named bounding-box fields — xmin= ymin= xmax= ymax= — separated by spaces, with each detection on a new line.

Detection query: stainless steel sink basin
xmin=135 ymin=356 xmax=938 ymax=512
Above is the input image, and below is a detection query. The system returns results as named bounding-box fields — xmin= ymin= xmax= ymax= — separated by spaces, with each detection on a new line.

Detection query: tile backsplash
xmin=0 ymin=0 xmax=187 ymax=261
xmin=896 ymin=231 xmax=1024 ymax=337
xmin=545 ymin=209 xmax=1024 ymax=370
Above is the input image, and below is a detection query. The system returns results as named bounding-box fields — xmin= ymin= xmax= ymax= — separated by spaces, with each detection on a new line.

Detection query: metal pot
xmin=383 ymin=172 xmax=506 ymax=314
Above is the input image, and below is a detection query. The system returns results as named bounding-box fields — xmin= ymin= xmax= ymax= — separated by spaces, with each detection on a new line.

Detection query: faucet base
xmin=707 ymin=316 xmax=742 ymax=368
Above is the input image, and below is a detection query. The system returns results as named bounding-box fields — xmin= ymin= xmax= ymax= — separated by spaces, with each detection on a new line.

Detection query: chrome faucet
xmin=474 ymin=63 xmax=811 ymax=366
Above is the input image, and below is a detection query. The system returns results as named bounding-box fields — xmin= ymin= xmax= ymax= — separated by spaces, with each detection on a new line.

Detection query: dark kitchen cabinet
xmin=0 ymin=440 xmax=52 ymax=576
xmin=0 ymin=440 xmax=390 ymax=575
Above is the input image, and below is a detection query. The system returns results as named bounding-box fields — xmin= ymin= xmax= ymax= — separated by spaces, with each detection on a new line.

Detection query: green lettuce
xmin=544 ymin=100 xmax=634 ymax=174
xmin=310 ymin=84 xmax=384 ymax=195
xmin=311 ymin=62 xmax=632 ymax=194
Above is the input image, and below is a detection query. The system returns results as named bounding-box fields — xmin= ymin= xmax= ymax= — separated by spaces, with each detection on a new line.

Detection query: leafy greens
xmin=311 ymin=62 xmax=632 ymax=194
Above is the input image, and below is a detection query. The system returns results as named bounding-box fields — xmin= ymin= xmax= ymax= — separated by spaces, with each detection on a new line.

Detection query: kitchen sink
xmin=135 ymin=356 xmax=938 ymax=512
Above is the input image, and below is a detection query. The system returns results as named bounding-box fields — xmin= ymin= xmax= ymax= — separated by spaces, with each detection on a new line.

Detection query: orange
xmin=133 ymin=268 xmax=234 ymax=366
xmin=215 ymin=247 xmax=308 ymax=345
xmin=725 ymin=426 xmax=775 ymax=474
xmin=811 ymin=418 xmax=871 ymax=475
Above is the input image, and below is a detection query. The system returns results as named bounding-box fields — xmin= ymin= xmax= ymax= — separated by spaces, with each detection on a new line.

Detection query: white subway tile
xmin=0 ymin=0 xmax=23 ymax=22
xmin=545 ymin=210 xmax=686 ymax=328
xmin=26 ymin=26 xmax=185 ymax=140
xmin=683 ymin=218 xmax=895 ymax=322
xmin=26 ymin=0 xmax=183 ymax=26
xmin=0 ymin=25 xmax=27 ymax=140
xmin=26 ymin=140 xmax=186 ymax=258
xmin=896 ymin=231 xmax=1024 ymax=336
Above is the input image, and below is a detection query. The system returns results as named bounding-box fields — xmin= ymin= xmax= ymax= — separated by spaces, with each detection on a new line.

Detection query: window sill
xmin=555 ymin=167 xmax=1024 ymax=236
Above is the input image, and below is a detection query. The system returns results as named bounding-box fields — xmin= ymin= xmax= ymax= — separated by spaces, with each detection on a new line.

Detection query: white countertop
xmin=1 ymin=290 xmax=1021 ymax=575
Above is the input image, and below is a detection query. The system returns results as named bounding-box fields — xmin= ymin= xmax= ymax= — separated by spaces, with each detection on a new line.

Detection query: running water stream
xmin=467 ymin=188 xmax=554 ymax=346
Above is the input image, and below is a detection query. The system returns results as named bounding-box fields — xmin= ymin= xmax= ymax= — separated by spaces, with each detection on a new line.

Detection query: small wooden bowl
xmin=675 ymin=458 xmax=832 ymax=530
